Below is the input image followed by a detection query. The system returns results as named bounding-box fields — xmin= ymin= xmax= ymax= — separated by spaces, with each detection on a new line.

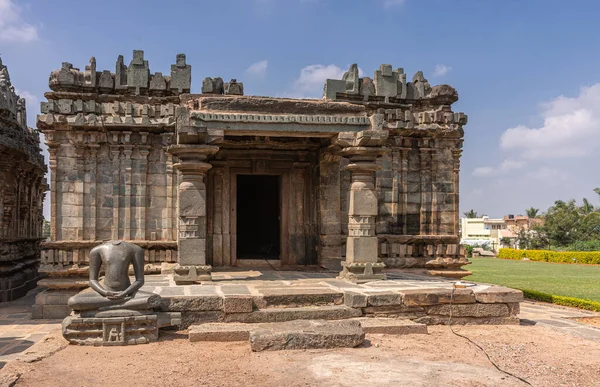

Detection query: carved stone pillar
xmin=168 ymin=144 xmax=219 ymax=284
xmin=336 ymin=130 xmax=389 ymax=283
xmin=48 ymin=146 xmax=59 ymax=240
xmin=87 ymin=145 xmax=99 ymax=241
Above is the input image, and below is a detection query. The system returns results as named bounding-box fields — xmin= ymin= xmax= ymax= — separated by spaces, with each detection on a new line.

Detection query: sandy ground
xmin=574 ymin=317 xmax=600 ymax=328
xmin=3 ymin=324 xmax=600 ymax=387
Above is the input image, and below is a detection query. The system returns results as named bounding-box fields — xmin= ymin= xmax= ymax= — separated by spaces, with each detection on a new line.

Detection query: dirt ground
xmin=573 ymin=317 xmax=600 ymax=328
xmin=4 ymin=324 xmax=600 ymax=387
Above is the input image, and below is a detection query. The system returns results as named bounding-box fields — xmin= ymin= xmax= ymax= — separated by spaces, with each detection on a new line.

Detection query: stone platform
xmin=140 ymin=269 xmax=523 ymax=329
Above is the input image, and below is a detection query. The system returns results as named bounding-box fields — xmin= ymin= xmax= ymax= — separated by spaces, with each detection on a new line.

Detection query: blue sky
xmin=2 ymin=0 xmax=600 ymax=219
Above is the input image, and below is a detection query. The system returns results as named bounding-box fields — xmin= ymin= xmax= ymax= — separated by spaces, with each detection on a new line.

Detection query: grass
xmin=466 ymin=257 xmax=600 ymax=302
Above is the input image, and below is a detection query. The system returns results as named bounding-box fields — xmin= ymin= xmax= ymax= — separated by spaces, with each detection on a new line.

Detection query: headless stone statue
xmin=68 ymin=240 xmax=160 ymax=312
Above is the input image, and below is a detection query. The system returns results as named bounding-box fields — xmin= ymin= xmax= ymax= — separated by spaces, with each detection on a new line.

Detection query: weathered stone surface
xmin=426 ymin=303 xmax=511 ymax=318
xmin=415 ymin=315 xmax=520 ymax=326
xmin=366 ymin=292 xmax=403 ymax=307
xmin=180 ymin=311 xmax=224 ymax=329
xmin=189 ymin=323 xmax=251 ymax=342
xmin=401 ymin=288 xmax=476 ymax=306
xmin=253 ymin=288 xmax=344 ymax=308
xmin=344 ymin=291 xmax=368 ymax=308
xmin=160 ymin=295 xmax=223 ymax=312
xmin=355 ymin=318 xmax=428 ymax=335
xmin=0 ymin=56 xmax=46 ymax=303
xmin=224 ymin=306 xmax=362 ymax=324
xmin=473 ymin=287 xmax=524 ymax=304
xmin=249 ymin=319 xmax=364 ymax=351
xmin=362 ymin=305 xmax=426 ymax=319
xmin=223 ymin=295 xmax=253 ymax=313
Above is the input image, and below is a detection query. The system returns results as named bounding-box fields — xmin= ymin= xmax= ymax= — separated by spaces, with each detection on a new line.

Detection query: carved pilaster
xmin=48 ymin=146 xmax=59 ymax=240
xmin=87 ymin=145 xmax=99 ymax=241
xmin=137 ymin=145 xmax=150 ymax=240
xmin=335 ymin=130 xmax=389 ymax=283
xmin=74 ymin=145 xmax=85 ymax=240
xmin=122 ymin=145 xmax=133 ymax=240
xmin=109 ymin=137 xmax=121 ymax=240
xmin=452 ymin=146 xmax=462 ymax=238
xmin=168 ymin=143 xmax=220 ymax=284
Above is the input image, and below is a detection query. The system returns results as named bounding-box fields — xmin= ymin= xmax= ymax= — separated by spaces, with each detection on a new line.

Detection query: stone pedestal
xmin=62 ymin=310 xmax=181 ymax=346
xmin=336 ymin=130 xmax=389 ymax=283
xmin=168 ymin=143 xmax=219 ymax=284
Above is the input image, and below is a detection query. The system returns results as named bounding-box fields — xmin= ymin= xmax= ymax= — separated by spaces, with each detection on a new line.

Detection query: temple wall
xmin=0 ymin=58 xmax=47 ymax=302
xmin=34 ymin=51 xmax=468 ymax=316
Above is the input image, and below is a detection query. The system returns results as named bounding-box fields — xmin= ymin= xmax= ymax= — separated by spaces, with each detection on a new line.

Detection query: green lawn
xmin=465 ymin=257 xmax=600 ymax=302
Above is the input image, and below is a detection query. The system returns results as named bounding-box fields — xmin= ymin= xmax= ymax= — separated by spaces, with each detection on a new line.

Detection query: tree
xmin=594 ymin=187 xmax=600 ymax=198
xmin=541 ymin=200 xmax=585 ymax=247
xmin=581 ymin=198 xmax=595 ymax=215
xmin=525 ymin=207 xmax=539 ymax=218
xmin=463 ymin=209 xmax=478 ymax=218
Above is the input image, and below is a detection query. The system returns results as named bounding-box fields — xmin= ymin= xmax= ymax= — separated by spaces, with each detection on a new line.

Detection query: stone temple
xmin=0 ymin=57 xmax=47 ymax=302
xmin=34 ymin=50 xmax=468 ymax=318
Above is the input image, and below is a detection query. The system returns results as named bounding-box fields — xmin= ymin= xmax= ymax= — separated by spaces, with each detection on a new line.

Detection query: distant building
xmin=460 ymin=216 xmax=507 ymax=252
xmin=461 ymin=214 xmax=544 ymax=251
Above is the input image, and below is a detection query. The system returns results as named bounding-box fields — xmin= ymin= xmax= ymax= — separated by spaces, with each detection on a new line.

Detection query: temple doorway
xmin=236 ymin=175 xmax=281 ymax=260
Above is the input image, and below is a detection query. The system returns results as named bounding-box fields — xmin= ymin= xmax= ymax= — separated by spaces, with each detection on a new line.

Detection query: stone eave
xmin=182 ymin=95 xmax=367 ymax=116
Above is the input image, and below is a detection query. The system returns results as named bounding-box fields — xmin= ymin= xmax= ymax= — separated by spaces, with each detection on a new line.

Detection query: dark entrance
xmin=236 ymin=175 xmax=281 ymax=259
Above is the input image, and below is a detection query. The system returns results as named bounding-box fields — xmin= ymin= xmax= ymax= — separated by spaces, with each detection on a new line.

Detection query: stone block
xmin=401 ymin=288 xmax=475 ymax=306
xmin=189 ymin=323 xmax=251 ymax=342
xmin=37 ymin=305 xmax=72 ymax=319
xmin=345 ymin=236 xmax=378 ymax=263
xmin=344 ymin=291 xmax=368 ymax=308
xmin=348 ymin=189 xmax=378 ymax=216
xmin=35 ymin=289 xmax=79 ymax=306
xmin=366 ymin=292 xmax=403 ymax=307
xmin=224 ymin=306 xmax=362 ymax=324
xmin=473 ymin=287 xmax=524 ymax=304
xmin=223 ymin=295 xmax=253 ymax=313
xmin=362 ymin=305 xmax=426 ymax=319
xmin=356 ymin=318 xmax=428 ymax=335
xmin=253 ymin=288 xmax=343 ymax=308
xmin=426 ymin=303 xmax=511 ymax=318
xmin=249 ymin=319 xmax=364 ymax=351
xmin=160 ymin=295 xmax=223 ymax=312
xmin=180 ymin=311 xmax=224 ymax=328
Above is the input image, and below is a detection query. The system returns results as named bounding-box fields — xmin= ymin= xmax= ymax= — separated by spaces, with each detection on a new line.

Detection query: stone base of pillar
xmin=173 ymin=264 xmax=212 ymax=285
xmin=337 ymin=261 xmax=386 ymax=283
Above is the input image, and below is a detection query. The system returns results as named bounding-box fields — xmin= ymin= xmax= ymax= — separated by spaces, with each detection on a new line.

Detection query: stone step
xmin=353 ymin=318 xmax=428 ymax=335
xmin=224 ymin=305 xmax=362 ymax=324
xmin=190 ymin=319 xmax=365 ymax=351
xmin=252 ymin=288 xmax=344 ymax=308
xmin=188 ymin=318 xmax=427 ymax=343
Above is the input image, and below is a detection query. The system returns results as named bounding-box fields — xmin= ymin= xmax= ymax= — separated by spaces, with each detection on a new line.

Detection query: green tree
xmin=525 ymin=207 xmax=540 ymax=218
xmin=542 ymin=200 xmax=585 ymax=247
xmin=463 ymin=209 xmax=479 ymax=218
xmin=581 ymin=198 xmax=595 ymax=215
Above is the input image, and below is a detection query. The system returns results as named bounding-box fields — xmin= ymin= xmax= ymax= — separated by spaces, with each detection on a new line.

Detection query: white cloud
xmin=286 ymin=64 xmax=364 ymax=99
xmin=432 ymin=64 xmax=451 ymax=77
xmin=15 ymin=89 xmax=38 ymax=109
xmin=528 ymin=167 xmax=568 ymax=183
xmin=473 ymin=167 xmax=495 ymax=177
xmin=500 ymin=83 xmax=600 ymax=159
xmin=0 ymin=0 xmax=39 ymax=43
xmin=472 ymin=159 xmax=525 ymax=177
xmin=294 ymin=64 xmax=345 ymax=96
xmin=499 ymin=159 xmax=524 ymax=172
xmin=245 ymin=60 xmax=268 ymax=77
xmin=382 ymin=0 xmax=406 ymax=8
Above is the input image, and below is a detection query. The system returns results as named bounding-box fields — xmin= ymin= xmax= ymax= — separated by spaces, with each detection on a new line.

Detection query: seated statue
xmin=68 ymin=240 xmax=161 ymax=313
